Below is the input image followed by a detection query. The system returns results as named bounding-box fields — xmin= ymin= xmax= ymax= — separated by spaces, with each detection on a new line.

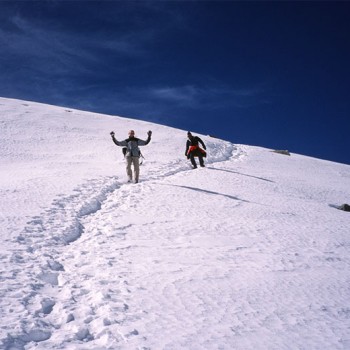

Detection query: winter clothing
xmin=126 ymin=156 xmax=140 ymax=183
xmin=111 ymin=130 xmax=151 ymax=183
xmin=185 ymin=132 xmax=206 ymax=168
xmin=113 ymin=136 xmax=150 ymax=157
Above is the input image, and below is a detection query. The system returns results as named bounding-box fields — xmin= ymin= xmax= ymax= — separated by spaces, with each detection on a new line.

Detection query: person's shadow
xmin=206 ymin=166 xmax=274 ymax=183
xmin=164 ymin=184 xmax=250 ymax=202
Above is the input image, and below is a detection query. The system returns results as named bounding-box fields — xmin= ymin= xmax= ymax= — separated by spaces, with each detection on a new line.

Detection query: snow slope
xmin=1 ymin=97 xmax=350 ymax=350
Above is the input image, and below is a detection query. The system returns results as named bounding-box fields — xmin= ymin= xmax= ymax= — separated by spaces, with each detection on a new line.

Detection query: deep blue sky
xmin=1 ymin=1 xmax=349 ymax=164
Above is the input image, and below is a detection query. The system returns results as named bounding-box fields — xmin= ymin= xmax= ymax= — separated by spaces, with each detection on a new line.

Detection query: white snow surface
xmin=1 ymin=97 xmax=350 ymax=350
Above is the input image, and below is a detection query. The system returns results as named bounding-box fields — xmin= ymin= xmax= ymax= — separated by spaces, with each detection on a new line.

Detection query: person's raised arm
xmin=110 ymin=131 xmax=121 ymax=146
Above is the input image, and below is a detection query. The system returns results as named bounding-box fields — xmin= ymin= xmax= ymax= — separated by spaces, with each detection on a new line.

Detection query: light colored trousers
xmin=126 ymin=156 xmax=140 ymax=182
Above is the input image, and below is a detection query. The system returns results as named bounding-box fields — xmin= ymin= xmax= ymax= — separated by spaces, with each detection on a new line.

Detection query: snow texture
xmin=1 ymin=97 xmax=350 ymax=349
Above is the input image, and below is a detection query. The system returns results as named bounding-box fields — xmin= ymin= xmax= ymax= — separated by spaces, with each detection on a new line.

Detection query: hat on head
xmin=187 ymin=131 xmax=192 ymax=136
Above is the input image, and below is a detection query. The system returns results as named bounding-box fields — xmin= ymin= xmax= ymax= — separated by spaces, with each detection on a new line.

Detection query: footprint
xmin=38 ymin=271 xmax=59 ymax=286
xmin=41 ymin=298 xmax=55 ymax=315
xmin=22 ymin=329 xmax=52 ymax=343
xmin=75 ymin=328 xmax=93 ymax=341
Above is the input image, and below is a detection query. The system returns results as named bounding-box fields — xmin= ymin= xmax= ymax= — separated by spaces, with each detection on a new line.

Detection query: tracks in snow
xmin=1 ymin=176 xmax=119 ymax=349
xmin=1 ymin=141 xmax=241 ymax=349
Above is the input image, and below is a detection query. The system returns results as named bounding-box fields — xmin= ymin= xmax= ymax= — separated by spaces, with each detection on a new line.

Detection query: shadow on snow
xmin=206 ymin=166 xmax=274 ymax=183
xmin=162 ymin=184 xmax=250 ymax=203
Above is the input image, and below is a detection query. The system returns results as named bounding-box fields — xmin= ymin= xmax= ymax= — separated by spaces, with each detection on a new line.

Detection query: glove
xmin=110 ymin=131 xmax=115 ymax=136
xmin=147 ymin=130 xmax=152 ymax=136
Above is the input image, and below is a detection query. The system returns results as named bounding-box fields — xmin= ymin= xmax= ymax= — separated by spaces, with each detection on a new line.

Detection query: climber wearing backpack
xmin=185 ymin=131 xmax=206 ymax=168
xmin=110 ymin=129 xmax=152 ymax=183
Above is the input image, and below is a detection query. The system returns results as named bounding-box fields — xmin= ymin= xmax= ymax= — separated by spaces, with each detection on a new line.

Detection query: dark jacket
xmin=185 ymin=136 xmax=206 ymax=158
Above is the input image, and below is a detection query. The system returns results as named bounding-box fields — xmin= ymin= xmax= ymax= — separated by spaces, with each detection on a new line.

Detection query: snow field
xmin=1 ymin=98 xmax=350 ymax=349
